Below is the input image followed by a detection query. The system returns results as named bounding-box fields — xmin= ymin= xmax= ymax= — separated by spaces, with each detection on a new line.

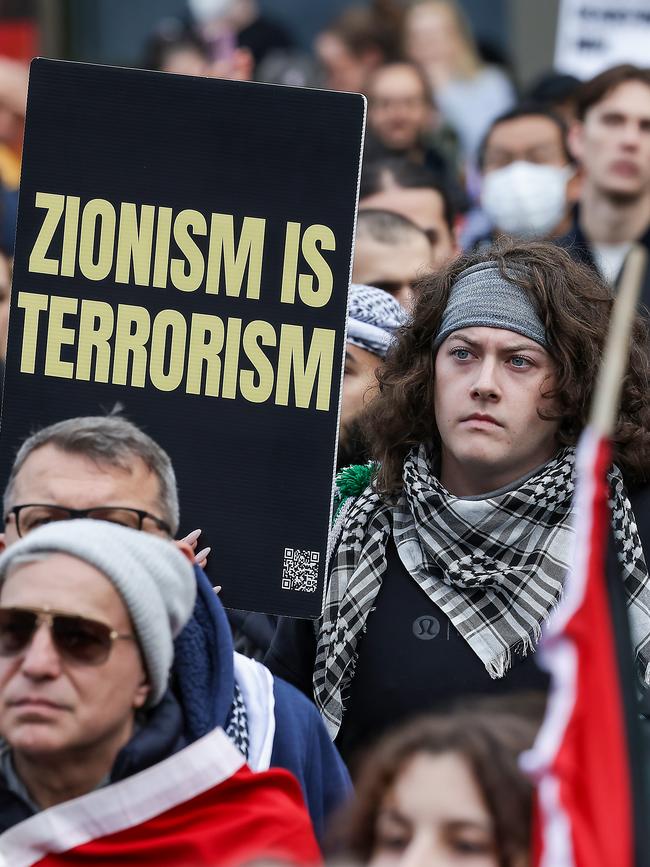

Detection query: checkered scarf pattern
xmin=225 ymin=681 xmax=249 ymax=760
xmin=314 ymin=445 xmax=649 ymax=738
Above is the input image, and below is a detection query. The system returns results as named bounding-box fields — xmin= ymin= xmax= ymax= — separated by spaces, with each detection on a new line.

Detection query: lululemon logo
xmin=413 ymin=615 xmax=440 ymax=640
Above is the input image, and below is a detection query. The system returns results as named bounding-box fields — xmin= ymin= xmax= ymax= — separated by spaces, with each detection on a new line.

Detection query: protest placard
xmin=555 ymin=0 xmax=650 ymax=80
xmin=0 ymin=59 xmax=365 ymax=617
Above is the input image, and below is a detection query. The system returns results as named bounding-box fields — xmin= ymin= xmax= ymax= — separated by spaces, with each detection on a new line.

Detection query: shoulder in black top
xmin=266 ymin=538 xmax=549 ymax=766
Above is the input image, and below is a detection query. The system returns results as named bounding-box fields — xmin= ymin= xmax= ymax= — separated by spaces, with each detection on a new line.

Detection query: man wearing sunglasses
xmin=0 ymin=519 xmax=321 ymax=863
xmin=0 ymin=414 xmax=350 ymax=844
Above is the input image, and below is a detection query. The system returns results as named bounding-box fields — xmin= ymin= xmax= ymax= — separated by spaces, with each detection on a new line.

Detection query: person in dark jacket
xmin=0 ymin=415 xmax=351 ymax=840
xmin=557 ymin=64 xmax=650 ymax=308
xmin=0 ymin=520 xmax=321 ymax=865
xmin=266 ymin=241 xmax=650 ymax=764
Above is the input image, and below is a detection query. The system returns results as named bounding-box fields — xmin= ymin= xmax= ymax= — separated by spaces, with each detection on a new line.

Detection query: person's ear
xmin=450 ymin=224 xmax=461 ymax=259
xmin=423 ymin=102 xmax=435 ymax=131
xmin=133 ymin=679 xmax=151 ymax=710
xmin=567 ymin=119 xmax=584 ymax=164
xmin=566 ymin=166 xmax=583 ymax=205
xmin=175 ymin=540 xmax=195 ymax=564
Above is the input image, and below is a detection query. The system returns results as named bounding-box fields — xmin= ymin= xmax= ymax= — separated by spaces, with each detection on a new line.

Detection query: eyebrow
xmin=449 ymin=332 xmax=546 ymax=353
xmin=345 ymin=349 xmax=358 ymax=368
xmin=445 ymin=819 xmax=493 ymax=833
xmin=379 ymin=809 xmax=492 ymax=834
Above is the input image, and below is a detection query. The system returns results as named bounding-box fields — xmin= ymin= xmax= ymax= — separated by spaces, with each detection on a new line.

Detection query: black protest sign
xmin=0 ymin=59 xmax=365 ymax=617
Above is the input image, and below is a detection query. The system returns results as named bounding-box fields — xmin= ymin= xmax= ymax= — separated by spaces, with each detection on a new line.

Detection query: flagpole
xmin=589 ymin=244 xmax=647 ymax=434
xmin=589 ymin=243 xmax=649 ymax=867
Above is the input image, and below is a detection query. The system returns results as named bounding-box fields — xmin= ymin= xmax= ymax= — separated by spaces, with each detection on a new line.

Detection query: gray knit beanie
xmin=347 ymin=283 xmax=405 ymax=359
xmin=0 ymin=519 xmax=196 ymax=706
xmin=433 ymin=261 xmax=548 ymax=350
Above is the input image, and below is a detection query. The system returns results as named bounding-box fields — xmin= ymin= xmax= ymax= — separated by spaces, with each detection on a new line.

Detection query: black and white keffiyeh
xmin=314 ymin=445 xmax=649 ymax=737
xmin=347 ymin=284 xmax=405 ymax=359
xmin=225 ymin=681 xmax=249 ymax=760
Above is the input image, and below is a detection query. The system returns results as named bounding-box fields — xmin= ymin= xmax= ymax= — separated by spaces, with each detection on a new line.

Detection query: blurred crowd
xmin=0 ymin=1 xmax=649 ymax=865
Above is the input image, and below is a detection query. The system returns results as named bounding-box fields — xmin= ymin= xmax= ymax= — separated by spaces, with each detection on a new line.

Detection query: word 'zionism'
xmin=17 ymin=193 xmax=342 ymax=409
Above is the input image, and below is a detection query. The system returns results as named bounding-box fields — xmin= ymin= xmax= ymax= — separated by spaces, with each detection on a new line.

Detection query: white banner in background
xmin=555 ymin=0 xmax=650 ymax=80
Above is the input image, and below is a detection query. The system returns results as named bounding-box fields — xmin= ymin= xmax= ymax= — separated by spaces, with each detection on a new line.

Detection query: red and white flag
xmin=522 ymin=427 xmax=634 ymax=867
xmin=0 ymin=727 xmax=322 ymax=867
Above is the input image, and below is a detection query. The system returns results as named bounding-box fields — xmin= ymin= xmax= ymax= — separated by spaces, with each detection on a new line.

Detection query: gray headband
xmin=433 ymin=261 xmax=548 ymax=350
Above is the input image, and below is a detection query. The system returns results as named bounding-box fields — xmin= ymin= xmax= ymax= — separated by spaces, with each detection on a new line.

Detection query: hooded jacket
xmin=0 ymin=566 xmax=351 ymax=844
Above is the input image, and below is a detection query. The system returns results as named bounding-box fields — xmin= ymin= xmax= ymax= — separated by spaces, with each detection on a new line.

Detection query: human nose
xmin=621 ymin=121 xmax=642 ymax=150
xmin=393 ymin=284 xmax=415 ymax=308
xmin=398 ymin=834 xmax=441 ymax=867
xmin=470 ymin=356 xmax=500 ymax=400
xmin=20 ymin=622 xmax=62 ymax=679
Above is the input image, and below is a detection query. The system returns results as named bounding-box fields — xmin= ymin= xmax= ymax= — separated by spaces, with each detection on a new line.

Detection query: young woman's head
xmin=344 ymin=710 xmax=537 ymax=866
xmin=404 ymin=0 xmax=481 ymax=81
xmin=363 ymin=240 xmax=650 ymax=497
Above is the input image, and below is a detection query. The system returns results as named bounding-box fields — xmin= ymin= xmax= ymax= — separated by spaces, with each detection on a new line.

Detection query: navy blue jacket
xmin=555 ymin=209 xmax=650 ymax=312
xmin=0 ymin=568 xmax=350 ymax=844
xmin=0 ymin=690 xmax=185 ymax=833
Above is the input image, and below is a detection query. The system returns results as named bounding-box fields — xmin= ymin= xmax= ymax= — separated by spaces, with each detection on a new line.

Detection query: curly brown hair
xmin=363 ymin=240 xmax=650 ymax=496
xmin=340 ymin=706 xmax=537 ymax=866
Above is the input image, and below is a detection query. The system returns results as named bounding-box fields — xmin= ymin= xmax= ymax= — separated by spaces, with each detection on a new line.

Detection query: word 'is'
xmin=29 ymin=193 xmax=336 ymax=307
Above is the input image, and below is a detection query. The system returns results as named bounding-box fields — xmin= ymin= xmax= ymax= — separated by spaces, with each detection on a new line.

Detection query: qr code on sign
xmin=282 ymin=548 xmax=319 ymax=592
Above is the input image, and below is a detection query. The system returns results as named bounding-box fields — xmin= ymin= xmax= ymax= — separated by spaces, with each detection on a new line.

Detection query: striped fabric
xmin=314 ymin=444 xmax=649 ymax=738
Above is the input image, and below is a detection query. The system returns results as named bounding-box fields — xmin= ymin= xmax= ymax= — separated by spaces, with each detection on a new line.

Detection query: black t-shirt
xmin=266 ymin=538 xmax=548 ymax=765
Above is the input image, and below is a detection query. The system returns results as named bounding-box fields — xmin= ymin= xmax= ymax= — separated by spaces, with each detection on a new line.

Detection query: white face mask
xmin=481 ymin=161 xmax=573 ymax=239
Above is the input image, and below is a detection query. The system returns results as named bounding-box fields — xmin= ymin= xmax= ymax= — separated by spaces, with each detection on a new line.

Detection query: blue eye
xmin=510 ymin=355 xmax=531 ymax=368
xmin=451 ymin=347 xmax=472 ymax=360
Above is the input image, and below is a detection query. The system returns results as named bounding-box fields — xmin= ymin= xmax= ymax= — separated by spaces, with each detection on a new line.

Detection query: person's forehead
xmin=409 ymin=2 xmax=454 ymax=31
xmin=486 ymin=115 xmax=564 ymax=155
xmin=0 ymin=553 xmax=126 ymax=623
xmin=354 ymin=233 xmax=430 ymax=280
xmin=371 ymin=66 xmax=426 ymax=98
xmin=359 ymin=188 xmax=447 ymax=234
xmin=315 ymin=32 xmax=349 ymax=62
xmin=588 ymin=80 xmax=650 ymax=119
xmin=12 ymin=443 xmax=154 ymax=501
xmin=0 ymin=253 xmax=10 ymax=285
xmin=445 ymin=325 xmax=545 ymax=351
xmin=346 ymin=340 xmax=382 ymax=370
xmin=389 ymin=751 xmax=493 ymax=827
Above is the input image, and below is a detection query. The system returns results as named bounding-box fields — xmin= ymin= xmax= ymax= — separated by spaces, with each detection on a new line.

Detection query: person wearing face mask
xmin=475 ymin=104 xmax=579 ymax=246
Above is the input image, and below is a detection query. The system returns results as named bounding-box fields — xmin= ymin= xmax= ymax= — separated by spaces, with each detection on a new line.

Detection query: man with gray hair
xmin=0 ymin=520 xmax=321 ymax=863
xmin=0 ymin=414 xmax=350 ymax=842
xmin=2 ymin=413 xmax=213 ymax=565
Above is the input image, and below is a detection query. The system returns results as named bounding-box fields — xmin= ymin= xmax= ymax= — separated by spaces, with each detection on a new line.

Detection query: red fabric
xmin=32 ymin=765 xmax=322 ymax=867
xmin=0 ymin=21 xmax=38 ymax=61
xmin=533 ymin=436 xmax=634 ymax=866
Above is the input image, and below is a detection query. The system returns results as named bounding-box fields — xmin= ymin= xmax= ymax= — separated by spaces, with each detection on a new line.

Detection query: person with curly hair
xmin=337 ymin=701 xmax=538 ymax=866
xmin=266 ymin=241 xmax=650 ymax=763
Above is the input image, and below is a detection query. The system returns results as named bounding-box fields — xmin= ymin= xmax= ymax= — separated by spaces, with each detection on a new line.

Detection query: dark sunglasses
xmin=0 ymin=606 xmax=134 ymax=666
